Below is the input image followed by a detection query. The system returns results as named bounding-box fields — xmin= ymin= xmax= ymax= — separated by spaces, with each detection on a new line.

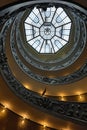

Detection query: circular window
xmin=24 ymin=6 xmax=72 ymax=53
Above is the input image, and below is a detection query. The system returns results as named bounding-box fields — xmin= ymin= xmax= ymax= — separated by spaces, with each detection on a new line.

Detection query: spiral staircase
xmin=0 ymin=0 xmax=87 ymax=130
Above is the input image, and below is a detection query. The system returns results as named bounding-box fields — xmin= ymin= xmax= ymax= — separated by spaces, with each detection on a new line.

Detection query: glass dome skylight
xmin=24 ymin=6 xmax=72 ymax=53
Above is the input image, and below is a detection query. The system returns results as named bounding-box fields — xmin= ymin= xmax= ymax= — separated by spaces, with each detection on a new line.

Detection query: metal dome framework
xmin=24 ymin=6 xmax=71 ymax=53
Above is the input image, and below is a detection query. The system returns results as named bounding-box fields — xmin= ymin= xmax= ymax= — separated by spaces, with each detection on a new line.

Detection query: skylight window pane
xmin=56 ymin=18 xmax=71 ymax=27
xmin=26 ymin=35 xmax=33 ymax=41
xmin=25 ymin=17 xmax=32 ymax=23
xmin=33 ymin=7 xmax=39 ymax=15
xmin=45 ymin=44 xmax=50 ymax=53
xmin=40 ymin=41 xmax=45 ymax=53
xmin=55 ymin=36 xmax=67 ymax=45
xmin=36 ymin=43 xmax=42 ymax=52
xmin=25 ymin=30 xmax=32 ymax=35
xmin=63 ymin=23 xmax=71 ymax=29
xmin=48 ymin=40 xmax=53 ymax=53
xmin=47 ymin=6 xmax=56 ymax=22
xmin=52 ymin=8 xmax=63 ymax=24
xmin=40 ymin=7 xmax=56 ymax=22
xmin=56 ymin=12 xmax=67 ymax=23
xmin=56 ymin=7 xmax=63 ymax=15
xmin=26 ymin=8 xmax=41 ymax=27
xmin=60 ymin=11 xmax=67 ymax=19
xmin=24 ymin=23 xmax=31 ymax=29
xmin=55 ymin=40 xmax=63 ymax=49
xmin=32 ymin=7 xmax=43 ymax=25
xmin=46 ymin=12 xmax=55 ymax=22
xmin=61 ymin=40 xmax=67 ymax=45
xmin=54 ymin=46 xmax=59 ymax=52
xmin=36 ymin=38 xmax=43 ymax=52
xmin=28 ymin=36 xmax=41 ymax=46
xmin=28 ymin=39 xmax=33 ymax=45
xmin=29 ymin=12 xmax=35 ymax=20
xmin=62 ymin=29 xmax=70 ymax=35
xmin=32 ymin=40 xmax=40 ymax=48
xmin=51 ymin=6 xmax=56 ymax=11
xmin=56 ymin=17 xmax=62 ymax=23
xmin=29 ymin=12 xmax=39 ymax=23
xmin=33 ymin=27 xmax=39 ymax=37
xmin=43 ymin=40 xmax=52 ymax=53
xmin=39 ymin=9 xmax=45 ymax=22
xmin=45 ymin=8 xmax=51 ymax=17
xmin=35 ymin=9 xmax=43 ymax=24
xmin=51 ymin=40 xmax=59 ymax=52
xmin=34 ymin=17 xmax=39 ymax=23
xmin=64 ymin=17 xmax=71 ymax=24
xmin=56 ymin=27 xmax=62 ymax=37
xmin=62 ymin=35 xmax=69 ymax=41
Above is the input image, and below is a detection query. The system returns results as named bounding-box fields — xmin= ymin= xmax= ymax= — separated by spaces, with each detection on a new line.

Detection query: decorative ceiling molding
xmin=16 ymin=10 xmax=86 ymax=71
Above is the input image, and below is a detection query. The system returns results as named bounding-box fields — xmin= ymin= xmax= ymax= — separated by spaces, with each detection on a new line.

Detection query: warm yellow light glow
xmin=78 ymin=94 xmax=84 ymax=102
xmin=63 ymin=128 xmax=71 ymax=130
xmin=75 ymin=91 xmax=85 ymax=101
xmin=2 ymin=109 xmax=6 ymax=113
xmin=3 ymin=102 xmax=11 ymax=109
xmin=79 ymin=94 xmax=82 ymax=99
xmin=21 ymin=119 xmax=25 ymax=125
xmin=61 ymin=96 xmax=65 ymax=101
xmin=42 ymin=123 xmax=47 ymax=130
xmin=0 ymin=106 xmax=7 ymax=118
xmin=40 ymin=120 xmax=48 ymax=128
xmin=18 ymin=117 xmax=26 ymax=128
xmin=43 ymin=123 xmax=46 ymax=128
xmin=19 ymin=117 xmax=26 ymax=127
xmin=24 ymin=84 xmax=30 ymax=89
xmin=22 ymin=116 xmax=25 ymax=119
xmin=20 ymin=112 xmax=30 ymax=120
xmin=4 ymin=106 xmax=6 ymax=108
xmin=39 ymin=90 xmax=43 ymax=95
xmin=1 ymin=106 xmax=6 ymax=113
xmin=76 ymin=91 xmax=82 ymax=95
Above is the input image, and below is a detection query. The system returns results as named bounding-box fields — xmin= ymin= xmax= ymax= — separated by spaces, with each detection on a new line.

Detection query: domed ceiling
xmin=24 ymin=6 xmax=72 ymax=54
xmin=0 ymin=0 xmax=87 ymax=130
